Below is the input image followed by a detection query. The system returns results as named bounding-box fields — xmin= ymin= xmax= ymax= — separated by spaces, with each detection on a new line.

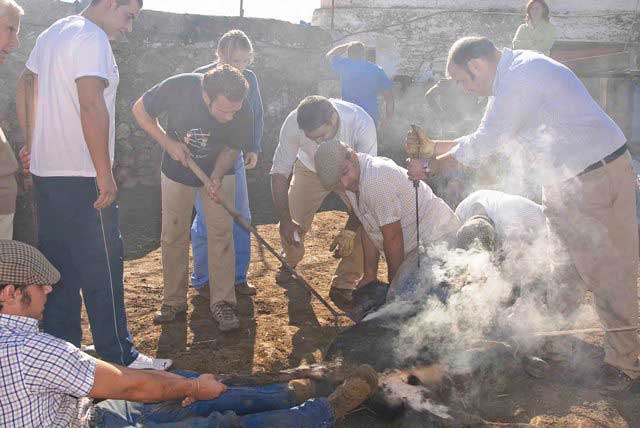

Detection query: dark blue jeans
xmin=94 ymin=371 xmax=335 ymax=428
xmin=33 ymin=175 xmax=138 ymax=366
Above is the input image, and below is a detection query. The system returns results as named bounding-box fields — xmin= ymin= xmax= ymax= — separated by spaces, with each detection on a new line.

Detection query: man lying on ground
xmin=314 ymin=140 xmax=460 ymax=294
xmin=0 ymin=239 xmax=378 ymax=428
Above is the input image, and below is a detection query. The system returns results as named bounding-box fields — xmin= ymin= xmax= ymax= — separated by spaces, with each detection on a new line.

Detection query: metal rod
xmin=527 ymin=325 xmax=639 ymax=338
xmin=239 ymin=0 xmax=244 ymax=17
xmin=185 ymin=157 xmax=348 ymax=321
xmin=414 ymin=185 xmax=420 ymax=268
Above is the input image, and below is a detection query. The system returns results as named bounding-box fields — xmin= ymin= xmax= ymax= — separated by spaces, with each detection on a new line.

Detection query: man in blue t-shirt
xmin=326 ymin=41 xmax=394 ymax=127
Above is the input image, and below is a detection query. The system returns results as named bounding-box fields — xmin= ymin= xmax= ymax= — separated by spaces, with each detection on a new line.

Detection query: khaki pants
xmin=283 ymin=161 xmax=363 ymax=290
xmin=161 ymin=173 xmax=236 ymax=312
xmin=543 ymin=152 xmax=640 ymax=378
xmin=0 ymin=213 xmax=13 ymax=239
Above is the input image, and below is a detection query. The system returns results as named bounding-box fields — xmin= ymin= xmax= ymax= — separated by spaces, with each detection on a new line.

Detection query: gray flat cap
xmin=314 ymin=140 xmax=349 ymax=190
xmin=0 ymin=240 xmax=60 ymax=286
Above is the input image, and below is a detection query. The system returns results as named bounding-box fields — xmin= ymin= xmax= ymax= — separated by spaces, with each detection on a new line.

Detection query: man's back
xmin=331 ymin=56 xmax=392 ymax=123
xmin=455 ymin=190 xmax=544 ymax=242
xmin=26 ymin=15 xmax=119 ymax=177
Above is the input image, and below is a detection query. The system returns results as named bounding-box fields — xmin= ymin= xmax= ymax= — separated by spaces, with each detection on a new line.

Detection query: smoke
xmin=387 ymin=235 xmax=587 ymax=373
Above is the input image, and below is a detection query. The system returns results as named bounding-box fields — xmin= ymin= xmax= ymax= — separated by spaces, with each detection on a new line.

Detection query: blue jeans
xmin=33 ymin=176 xmax=138 ymax=366
xmin=191 ymin=153 xmax=251 ymax=287
xmin=94 ymin=371 xmax=335 ymax=428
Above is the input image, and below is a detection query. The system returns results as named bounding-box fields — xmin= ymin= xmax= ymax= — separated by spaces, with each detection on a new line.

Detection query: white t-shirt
xmin=455 ymin=190 xmax=545 ymax=243
xmin=26 ymin=15 xmax=119 ymax=177
xmin=270 ymin=99 xmax=377 ymax=176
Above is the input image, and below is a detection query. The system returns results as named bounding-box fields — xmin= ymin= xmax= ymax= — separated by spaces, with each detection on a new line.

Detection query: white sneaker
xmin=128 ymin=353 xmax=173 ymax=371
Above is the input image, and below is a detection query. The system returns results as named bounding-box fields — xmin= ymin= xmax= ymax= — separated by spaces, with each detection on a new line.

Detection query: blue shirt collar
xmin=0 ymin=314 xmax=40 ymax=333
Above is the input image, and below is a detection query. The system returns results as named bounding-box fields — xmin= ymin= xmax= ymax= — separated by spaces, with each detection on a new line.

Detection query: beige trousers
xmin=161 ymin=173 xmax=236 ymax=311
xmin=0 ymin=213 xmax=13 ymax=239
xmin=283 ymin=161 xmax=363 ymax=290
xmin=543 ymin=152 xmax=640 ymax=378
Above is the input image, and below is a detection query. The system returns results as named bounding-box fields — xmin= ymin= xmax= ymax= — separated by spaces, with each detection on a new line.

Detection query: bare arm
xmin=210 ymin=146 xmax=238 ymax=180
xmin=76 ymin=76 xmax=116 ymax=209
xmin=361 ymin=229 xmax=380 ymax=286
xmin=16 ymin=69 xmax=37 ymax=149
xmin=89 ymin=359 xmax=226 ymax=405
xmin=381 ymin=221 xmax=404 ymax=284
xmin=326 ymin=42 xmax=351 ymax=59
xmin=131 ymin=97 xmax=190 ymax=167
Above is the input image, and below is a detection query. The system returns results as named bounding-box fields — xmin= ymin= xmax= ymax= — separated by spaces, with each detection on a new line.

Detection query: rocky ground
xmin=81 ymin=210 xmax=640 ymax=428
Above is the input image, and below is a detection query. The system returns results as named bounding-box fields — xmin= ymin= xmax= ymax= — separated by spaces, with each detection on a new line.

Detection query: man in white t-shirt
xmin=270 ymin=95 xmax=377 ymax=301
xmin=16 ymin=0 xmax=170 ymax=370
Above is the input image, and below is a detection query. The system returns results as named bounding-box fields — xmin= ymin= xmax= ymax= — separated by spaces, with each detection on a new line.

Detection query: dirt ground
xmin=81 ymin=210 xmax=640 ymax=428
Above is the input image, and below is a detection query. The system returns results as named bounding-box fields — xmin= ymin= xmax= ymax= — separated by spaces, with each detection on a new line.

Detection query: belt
xmin=576 ymin=144 xmax=628 ymax=177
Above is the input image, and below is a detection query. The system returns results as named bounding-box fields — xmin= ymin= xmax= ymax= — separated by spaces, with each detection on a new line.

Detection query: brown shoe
xmin=195 ymin=284 xmax=210 ymax=300
xmin=328 ymin=364 xmax=378 ymax=419
xmin=235 ymin=282 xmax=257 ymax=296
xmin=329 ymin=287 xmax=354 ymax=303
xmin=153 ymin=305 xmax=186 ymax=324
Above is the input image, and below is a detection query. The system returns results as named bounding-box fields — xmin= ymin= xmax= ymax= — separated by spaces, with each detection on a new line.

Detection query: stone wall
xmin=1 ymin=0 xmax=333 ymax=188
xmin=313 ymin=1 xmax=640 ymax=79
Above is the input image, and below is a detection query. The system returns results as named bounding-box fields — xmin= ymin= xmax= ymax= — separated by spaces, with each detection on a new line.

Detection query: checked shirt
xmin=0 ymin=314 xmax=96 ymax=427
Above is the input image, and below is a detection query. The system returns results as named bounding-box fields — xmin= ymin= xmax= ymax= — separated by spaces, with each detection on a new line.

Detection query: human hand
xmin=406 ymin=158 xmax=427 ymax=181
xmin=206 ymin=177 xmax=223 ymax=204
xmin=94 ymin=172 xmax=118 ymax=209
xmin=329 ymin=229 xmax=357 ymax=258
xmin=18 ymin=146 xmax=30 ymax=174
xmin=405 ymin=125 xmax=435 ymax=159
xmin=181 ymin=374 xmax=227 ymax=407
xmin=166 ymin=139 xmax=190 ymax=168
xmin=279 ymin=219 xmax=302 ymax=247
xmin=244 ymin=152 xmax=258 ymax=170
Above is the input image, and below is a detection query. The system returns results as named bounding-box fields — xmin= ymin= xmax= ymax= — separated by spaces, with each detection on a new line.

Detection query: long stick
xmin=523 ymin=325 xmax=639 ymax=338
xmin=185 ymin=157 xmax=348 ymax=321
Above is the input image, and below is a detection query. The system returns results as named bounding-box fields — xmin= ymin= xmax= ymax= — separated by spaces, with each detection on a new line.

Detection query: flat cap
xmin=0 ymin=240 xmax=60 ymax=286
xmin=314 ymin=140 xmax=349 ymax=190
xmin=455 ymin=215 xmax=496 ymax=252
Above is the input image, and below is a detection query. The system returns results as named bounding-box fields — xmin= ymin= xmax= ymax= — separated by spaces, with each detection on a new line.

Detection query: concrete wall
xmin=1 ymin=0 xmax=333 ymax=247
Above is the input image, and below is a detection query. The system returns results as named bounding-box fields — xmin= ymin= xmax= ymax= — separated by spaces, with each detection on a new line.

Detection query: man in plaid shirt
xmin=0 ymin=239 xmax=378 ymax=427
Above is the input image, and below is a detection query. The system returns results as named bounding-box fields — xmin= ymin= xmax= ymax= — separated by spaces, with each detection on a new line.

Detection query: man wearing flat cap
xmin=0 ymin=239 xmax=379 ymax=427
xmin=314 ymin=141 xmax=460 ymax=291
xmin=270 ymin=95 xmax=377 ymax=301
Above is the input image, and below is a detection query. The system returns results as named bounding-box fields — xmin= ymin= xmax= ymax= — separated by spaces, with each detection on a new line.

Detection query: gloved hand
xmin=405 ymin=125 xmax=436 ymax=159
xmin=329 ymin=229 xmax=357 ymax=258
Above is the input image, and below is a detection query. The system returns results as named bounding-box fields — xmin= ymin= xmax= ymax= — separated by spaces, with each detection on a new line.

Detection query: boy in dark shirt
xmin=132 ymin=65 xmax=251 ymax=331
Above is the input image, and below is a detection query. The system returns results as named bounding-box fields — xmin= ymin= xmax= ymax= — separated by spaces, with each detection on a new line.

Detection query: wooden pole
xmin=185 ymin=157 xmax=348 ymax=321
